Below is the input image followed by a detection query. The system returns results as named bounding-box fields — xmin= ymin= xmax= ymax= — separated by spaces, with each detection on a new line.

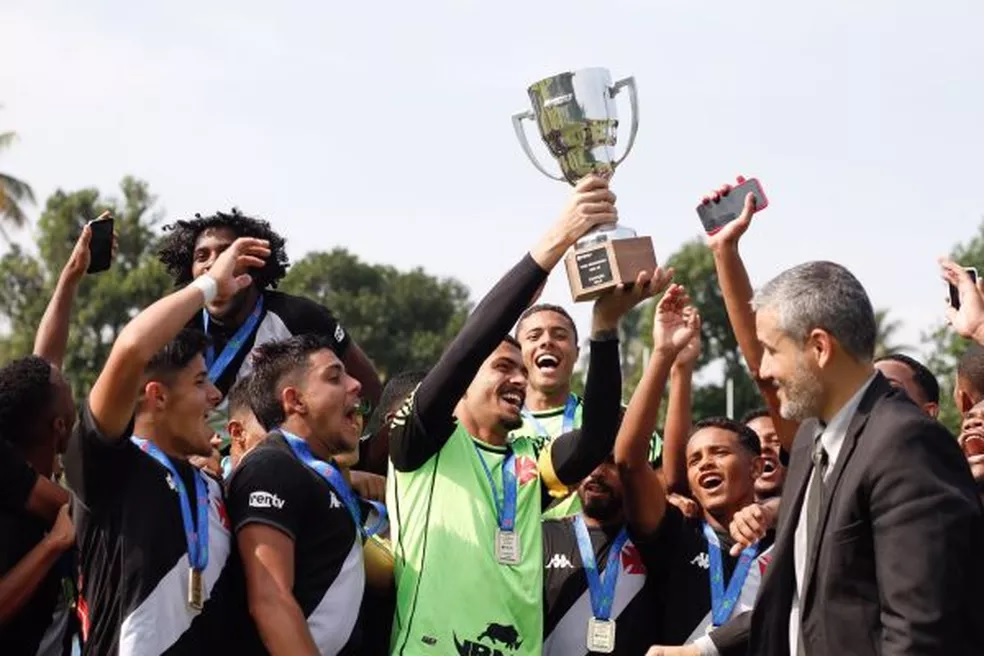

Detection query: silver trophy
xmin=513 ymin=67 xmax=656 ymax=301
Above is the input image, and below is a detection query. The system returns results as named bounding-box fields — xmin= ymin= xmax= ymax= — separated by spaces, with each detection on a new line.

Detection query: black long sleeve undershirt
xmin=389 ymin=254 xmax=548 ymax=472
xmin=547 ymin=337 xmax=621 ymax=488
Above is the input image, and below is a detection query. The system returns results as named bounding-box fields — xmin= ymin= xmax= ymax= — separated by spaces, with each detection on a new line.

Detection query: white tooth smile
xmin=536 ymin=354 xmax=560 ymax=369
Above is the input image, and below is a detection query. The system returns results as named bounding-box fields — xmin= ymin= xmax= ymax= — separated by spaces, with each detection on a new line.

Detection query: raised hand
xmin=673 ymin=307 xmax=703 ymax=369
xmin=208 ymin=237 xmax=271 ymax=301
xmin=940 ymin=258 xmax=985 ymax=345
xmin=651 ymin=284 xmax=700 ymax=357
xmin=702 ymin=179 xmax=758 ymax=251
xmin=592 ymin=267 xmax=674 ymax=332
xmin=63 ymin=211 xmax=118 ymax=282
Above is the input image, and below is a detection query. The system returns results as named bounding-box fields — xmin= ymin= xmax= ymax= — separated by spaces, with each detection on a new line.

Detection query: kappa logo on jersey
xmin=620 ymin=541 xmax=647 ymax=574
xmin=691 ymin=552 xmax=710 ymax=570
xmin=515 ymin=455 xmax=538 ymax=485
xmin=334 ymin=324 xmax=346 ymax=344
xmin=165 ymin=472 xmax=177 ymax=492
xmin=248 ymin=491 xmax=285 ymax=509
xmin=454 ymin=622 xmax=522 ymax=655
xmin=545 ymin=553 xmax=574 ymax=569
xmin=329 ymin=491 xmax=342 ymax=509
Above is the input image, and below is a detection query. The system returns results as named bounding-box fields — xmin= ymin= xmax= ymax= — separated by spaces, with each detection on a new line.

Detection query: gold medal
xmin=188 ymin=568 xmax=204 ymax=611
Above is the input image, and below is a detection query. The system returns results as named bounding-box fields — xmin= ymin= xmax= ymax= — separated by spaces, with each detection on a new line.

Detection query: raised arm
xmin=662 ymin=315 xmax=701 ymax=495
xmin=33 ymin=216 xmax=111 ymax=368
xmin=704 ymin=184 xmax=798 ymax=449
xmin=615 ymin=285 xmax=699 ymax=537
xmin=87 ymin=238 xmax=269 ymax=440
xmin=390 ymin=176 xmax=618 ymax=471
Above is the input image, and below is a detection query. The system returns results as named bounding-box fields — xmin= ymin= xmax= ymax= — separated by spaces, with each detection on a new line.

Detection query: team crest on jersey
xmin=213 ymin=497 xmax=231 ymax=531
xmin=620 ymin=541 xmax=647 ymax=574
xmin=515 ymin=456 xmax=538 ymax=485
xmin=454 ymin=622 xmax=522 ymax=655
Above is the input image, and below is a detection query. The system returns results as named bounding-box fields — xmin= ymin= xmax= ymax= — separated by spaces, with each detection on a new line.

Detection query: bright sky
xmin=1 ymin=1 xmax=982 ymax=364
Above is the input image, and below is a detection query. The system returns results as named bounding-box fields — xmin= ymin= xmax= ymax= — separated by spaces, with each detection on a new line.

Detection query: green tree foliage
xmin=280 ymin=248 xmax=472 ymax=379
xmin=0 ymin=178 xmax=171 ymax=394
xmin=0 ymin=124 xmax=36 ymax=236
xmin=873 ymin=308 xmax=911 ymax=359
xmin=923 ymin=222 xmax=984 ymax=433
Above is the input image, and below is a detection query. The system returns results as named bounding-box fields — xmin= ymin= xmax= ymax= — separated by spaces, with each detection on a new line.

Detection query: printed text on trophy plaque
xmin=576 ymin=247 xmax=614 ymax=288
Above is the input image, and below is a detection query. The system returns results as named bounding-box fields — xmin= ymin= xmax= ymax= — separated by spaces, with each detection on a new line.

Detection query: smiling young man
xmin=64 ymin=236 xmax=269 ymax=655
xmin=513 ymin=304 xmax=663 ymax=519
xmin=387 ymin=176 xmax=659 ymax=656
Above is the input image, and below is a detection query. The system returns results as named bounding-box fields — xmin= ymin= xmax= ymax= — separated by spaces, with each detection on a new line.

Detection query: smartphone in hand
xmin=87 ymin=213 xmax=114 ymax=274
xmin=947 ymin=267 xmax=979 ymax=310
xmin=696 ymin=176 xmax=769 ymax=235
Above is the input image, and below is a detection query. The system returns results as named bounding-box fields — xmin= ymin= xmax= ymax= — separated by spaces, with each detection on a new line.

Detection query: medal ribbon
xmin=281 ymin=431 xmax=386 ymax=537
xmin=702 ymin=523 xmax=758 ymax=627
xmin=202 ymin=297 xmax=264 ymax=382
xmin=472 ymin=442 xmax=517 ymax=531
xmin=131 ymin=437 xmax=209 ymax=572
xmin=573 ymin=514 xmax=629 ymax=621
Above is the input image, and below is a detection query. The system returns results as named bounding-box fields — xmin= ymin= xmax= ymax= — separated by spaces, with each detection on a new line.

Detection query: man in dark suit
xmin=649 ymin=261 xmax=983 ymax=656
xmin=749 ymin=260 xmax=982 ymax=655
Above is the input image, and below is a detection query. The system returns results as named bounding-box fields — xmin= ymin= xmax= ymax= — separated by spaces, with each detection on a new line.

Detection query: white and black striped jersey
xmin=63 ymin=405 xmax=250 ymax=655
xmin=542 ymin=517 xmax=661 ymax=655
xmin=226 ymin=433 xmax=365 ymax=654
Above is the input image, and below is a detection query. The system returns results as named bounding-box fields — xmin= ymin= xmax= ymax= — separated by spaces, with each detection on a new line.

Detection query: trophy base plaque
xmin=564 ymin=236 xmax=657 ymax=302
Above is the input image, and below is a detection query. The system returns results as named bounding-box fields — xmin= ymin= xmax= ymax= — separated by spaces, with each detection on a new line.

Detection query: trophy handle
xmin=512 ymin=109 xmax=567 ymax=182
xmin=610 ymin=76 xmax=639 ymax=167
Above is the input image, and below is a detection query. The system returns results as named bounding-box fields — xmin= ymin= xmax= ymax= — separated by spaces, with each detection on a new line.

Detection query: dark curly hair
xmin=157 ymin=208 xmax=290 ymax=290
xmin=0 ymin=356 xmax=57 ymax=448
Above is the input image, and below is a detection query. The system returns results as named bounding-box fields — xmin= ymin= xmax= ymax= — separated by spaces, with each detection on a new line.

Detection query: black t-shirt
xmin=646 ymin=506 xmax=774 ymax=645
xmin=542 ymin=517 xmax=661 ymax=656
xmin=226 ymin=433 xmax=365 ymax=655
xmin=194 ymin=289 xmax=352 ymax=396
xmin=0 ymin=438 xmax=38 ymax=512
xmin=63 ymin=404 xmax=249 ymax=655
xmin=0 ymin=503 xmax=61 ymax=654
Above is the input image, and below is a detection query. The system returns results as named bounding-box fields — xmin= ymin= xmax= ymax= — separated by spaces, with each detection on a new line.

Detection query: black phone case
xmin=87 ymin=220 xmax=114 ymax=274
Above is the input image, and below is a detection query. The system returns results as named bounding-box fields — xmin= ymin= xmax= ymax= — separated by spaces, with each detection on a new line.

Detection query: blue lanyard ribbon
xmin=472 ymin=442 xmax=517 ymax=531
xmin=281 ymin=431 xmax=386 ymax=537
xmin=522 ymin=393 xmax=578 ymax=437
xmin=131 ymin=437 xmax=209 ymax=571
xmin=573 ymin=515 xmax=629 ymax=620
xmin=202 ymin=297 xmax=264 ymax=382
xmin=702 ymin=523 xmax=758 ymax=626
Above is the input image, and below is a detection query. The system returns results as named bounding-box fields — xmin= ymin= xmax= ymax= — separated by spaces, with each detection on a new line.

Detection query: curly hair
xmin=0 ymin=356 xmax=57 ymax=448
xmin=157 ymin=208 xmax=290 ymax=289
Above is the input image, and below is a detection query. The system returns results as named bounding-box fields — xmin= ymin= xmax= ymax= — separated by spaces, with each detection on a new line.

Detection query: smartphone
xmin=947 ymin=267 xmax=978 ymax=310
xmin=87 ymin=214 xmax=114 ymax=274
xmin=696 ymin=176 xmax=769 ymax=235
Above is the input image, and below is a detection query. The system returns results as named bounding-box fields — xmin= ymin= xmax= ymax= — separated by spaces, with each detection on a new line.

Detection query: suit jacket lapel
xmin=801 ymin=374 xmax=890 ymax=605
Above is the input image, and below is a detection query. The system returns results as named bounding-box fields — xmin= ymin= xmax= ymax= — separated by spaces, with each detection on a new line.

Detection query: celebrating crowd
xmin=0 ymin=176 xmax=982 ymax=656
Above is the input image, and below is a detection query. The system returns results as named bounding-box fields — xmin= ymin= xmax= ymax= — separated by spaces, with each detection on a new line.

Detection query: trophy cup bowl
xmin=513 ymin=67 xmax=657 ymax=302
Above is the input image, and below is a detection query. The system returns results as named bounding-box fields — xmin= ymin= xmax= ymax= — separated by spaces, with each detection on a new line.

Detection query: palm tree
xmin=873 ymin=308 xmax=911 ymax=358
xmin=0 ymin=126 xmax=36 ymax=241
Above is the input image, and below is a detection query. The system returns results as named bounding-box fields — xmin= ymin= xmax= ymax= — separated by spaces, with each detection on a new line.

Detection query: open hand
xmin=592 ymin=267 xmax=673 ymax=331
xmin=208 ymin=237 xmax=271 ymax=301
xmin=652 ymin=284 xmax=700 ymax=356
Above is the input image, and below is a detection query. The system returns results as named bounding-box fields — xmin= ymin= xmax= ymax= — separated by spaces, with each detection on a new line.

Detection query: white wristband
xmin=190 ymin=275 xmax=218 ymax=304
